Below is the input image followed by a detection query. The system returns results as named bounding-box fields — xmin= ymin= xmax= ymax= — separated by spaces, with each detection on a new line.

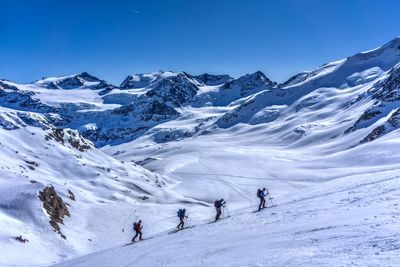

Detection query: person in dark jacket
xmin=132 ymin=220 xmax=143 ymax=242
xmin=257 ymin=188 xmax=268 ymax=211
xmin=214 ymin=199 xmax=226 ymax=221
xmin=176 ymin=208 xmax=188 ymax=229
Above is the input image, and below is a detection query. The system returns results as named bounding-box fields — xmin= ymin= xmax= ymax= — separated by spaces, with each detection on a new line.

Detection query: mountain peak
xmin=33 ymin=72 xmax=112 ymax=90
xmin=76 ymin=72 xmax=101 ymax=82
xmin=281 ymin=37 xmax=400 ymax=89
xmin=231 ymin=71 xmax=276 ymax=87
xmin=120 ymin=71 xmax=181 ymax=89
xmin=348 ymin=36 xmax=400 ymax=64
xmin=373 ymin=36 xmax=400 ymax=52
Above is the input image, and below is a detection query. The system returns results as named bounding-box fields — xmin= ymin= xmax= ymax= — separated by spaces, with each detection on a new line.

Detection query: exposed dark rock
xmin=120 ymin=71 xmax=165 ymax=89
xmin=145 ymin=73 xmax=199 ymax=106
xmin=346 ymin=64 xmax=400 ymax=138
xmin=46 ymin=82 xmax=59 ymax=89
xmin=15 ymin=235 xmax=29 ymax=243
xmin=194 ymin=73 xmax=233 ymax=86
xmin=38 ymin=186 xmax=70 ymax=238
xmin=279 ymin=72 xmax=310 ymax=88
xmin=0 ymin=89 xmax=58 ymax=113
xmin=368 ymin=65 xmax=400 ymax=102
xmin=17 ymin=112 xmax=51 ymax=129
xmin=345 ymin=110 xmax=383 ymax=134
xmin=68 ymin=189 xmax=75 ymax=201
xmin=98 ymin=86 xmax=114 ymax=96
xmin=221 ymin=71 xmax=276 ymax=94
xmin=0 ymin=81 xmax=19 ymax=90
xmin=45 ymin=128 xmax=92 ymax=152
xmin=24 ymin=160 xmax=39 ymax=167
xmin=38 ymin=72 xmax=114 ymax=90
xmin=0 ymin=114 xmax=21 ymax=130
xmin=360 ymin=109 xmax=400 ymax=143
xmin=361 ymin=125 xmax=386 ymax=143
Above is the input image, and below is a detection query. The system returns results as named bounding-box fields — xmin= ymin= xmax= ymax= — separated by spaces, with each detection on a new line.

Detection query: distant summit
xmin=33 ymin=72 xmax=114 ymax=90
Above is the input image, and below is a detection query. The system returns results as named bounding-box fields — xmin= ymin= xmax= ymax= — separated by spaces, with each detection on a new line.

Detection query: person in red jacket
xmin=132 ymin=220 xmax=143 ymax=242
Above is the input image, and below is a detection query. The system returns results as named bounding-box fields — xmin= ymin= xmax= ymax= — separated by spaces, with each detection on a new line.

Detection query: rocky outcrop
xmin=68 ymin=189 xmax=76 ymax=201
xmin=194 ymin=73 xmax=233 ymax=86
xmin=346 ymin=63 xmax=400 ymax=140
xmin=194 ymin=71 xmax=276 ymax=107
xmin=0 ymin=80 xmax=19 ymax=90
xmin=361 ymin=109 xmax=400 ymax=143
xmin=45 ymin=128 xmax=92 ymax=152
xmin=38 ymin=186 xmax=70 ymax=239
xmin=15 ymin=235 xmax=29 ymax=243
xmin=0 ymin=88 xmax=58 ymax=113
xmin=221 ymin=71 xmax=276 ymax=94
xmin=120 ymin=71 xmax=166 ymax=89
xmin=145 ymin=73 xmax=199 ymax=107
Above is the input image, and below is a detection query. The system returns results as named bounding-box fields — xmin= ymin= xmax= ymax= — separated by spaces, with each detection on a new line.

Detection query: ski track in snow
xmin=196 ymin=151 xmax=255 ymax=206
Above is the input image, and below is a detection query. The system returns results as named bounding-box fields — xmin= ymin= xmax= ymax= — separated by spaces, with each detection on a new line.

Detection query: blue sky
xmin=1 ymin=0 xmax=399 ymax=85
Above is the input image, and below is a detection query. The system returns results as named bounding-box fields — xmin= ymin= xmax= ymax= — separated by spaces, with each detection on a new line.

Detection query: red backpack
xmin=133 ymin=222 xmax=140 ymax=231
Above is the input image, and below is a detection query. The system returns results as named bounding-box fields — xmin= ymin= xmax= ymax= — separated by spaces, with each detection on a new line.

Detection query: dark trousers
xmin=215 ymin=207 xmax=222 ymax=221
xmin=132 ymin=231 xmax=142 ymax=241
xmin=177 ymin=218 xmax=185 ymax=229
xmin=258 ymin=197 xmax=266 ymax=211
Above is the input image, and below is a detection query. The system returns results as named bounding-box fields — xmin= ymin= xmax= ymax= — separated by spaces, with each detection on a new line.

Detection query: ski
xmin=253 ymin=205 xmax=277 ymax=213
xmin=209 ymin=216 xmax=231 ymax=224
xmin=123 ymin=237 xmax=154 ymax=246
xmin=168 ymin=225 xmax=195 ymax=235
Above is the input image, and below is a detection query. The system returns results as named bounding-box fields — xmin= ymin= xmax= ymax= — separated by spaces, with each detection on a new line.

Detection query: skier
xmin=257 ymin=188 xmax=268 ymax=211
xmin=132 ymin=220 xmax=143 ymax=242
xmin=214 ymin=198 xmax=226 ymax=221
xmin=176 ymin=208 xmax=188 ymax=229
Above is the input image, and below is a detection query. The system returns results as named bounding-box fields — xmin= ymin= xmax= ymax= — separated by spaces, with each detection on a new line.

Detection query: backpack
xmin=257 ymin=189 xmax=262 ymax=198
xmin=214 ymin=200 xmax=222 ymax=208
xmin=177 ymin=209 xmax=184 ymax=218
xmin=133 ymin=222 xmax=140 ymax=231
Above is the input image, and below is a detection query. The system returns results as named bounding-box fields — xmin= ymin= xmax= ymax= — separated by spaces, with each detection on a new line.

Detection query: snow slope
xmin=0 ymin=106 xmax=194 ymax=266
xmin=53 ymin=167 xmax=400 ymax=266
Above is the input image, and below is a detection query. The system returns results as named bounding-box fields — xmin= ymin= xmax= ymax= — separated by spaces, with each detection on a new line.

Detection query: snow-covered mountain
xmin=1 ymin=37 xmax=400 ymax=267
xmin=33 ymin=72 xmax=115 ymax=91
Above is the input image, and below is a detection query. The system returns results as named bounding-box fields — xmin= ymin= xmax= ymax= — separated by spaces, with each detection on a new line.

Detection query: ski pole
xmin=267 ymin=190 xmax=274 ymax=206
xmin=225 ymin=205 xmax=230 ymax=217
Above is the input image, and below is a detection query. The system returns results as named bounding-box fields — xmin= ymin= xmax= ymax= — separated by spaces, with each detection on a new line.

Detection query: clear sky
xmin=1 ymin=0 xmax=400 ymax=85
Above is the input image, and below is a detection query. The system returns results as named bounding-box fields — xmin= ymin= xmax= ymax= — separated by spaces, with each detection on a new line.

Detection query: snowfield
xmin=53 ymin=168 xmax=400 ymax=267
xmin=1 ymin=37 xmax=400 ymax=266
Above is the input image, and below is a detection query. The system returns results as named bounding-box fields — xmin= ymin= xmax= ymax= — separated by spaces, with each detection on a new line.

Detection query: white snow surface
xmin=54 ymin=166 xmax=400 ymax=267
